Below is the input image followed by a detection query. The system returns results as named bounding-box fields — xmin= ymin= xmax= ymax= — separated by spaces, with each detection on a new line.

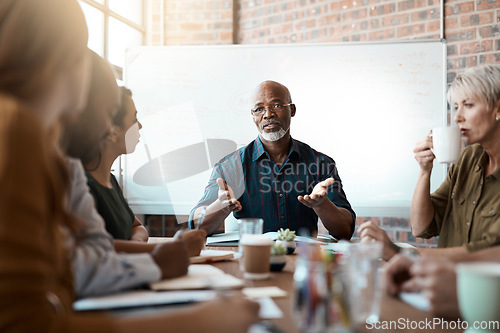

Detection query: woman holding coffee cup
xmin=359 ymin=65 xmax=500 ymax=261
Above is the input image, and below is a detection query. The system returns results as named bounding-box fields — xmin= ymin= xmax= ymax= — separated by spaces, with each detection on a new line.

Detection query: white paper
xmin=190 ymin=249 xmax=236 ymax=263
xmin=73 ymin=290 xmax=215 ymax=311
xmin=400 ymin=292 xmax=430 ymax=312
xmin=150 ymin=264 xmax=243 ymax=290
xmin=242 ymin=287 xmax=288 ymax=299
xmin=257 ymin=297 xmax=283 ymax=319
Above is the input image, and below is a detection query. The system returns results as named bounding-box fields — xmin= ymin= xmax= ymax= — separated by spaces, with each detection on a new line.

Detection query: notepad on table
xmin=73 ymin=290 xmax=215 ymax=311
xmin=150 ymin=264 xmax=244 ymax=291
xmin=206 ymin=232 xmax=240 ymax=246
xmin=190 ymin=249 xmax=235 ymax=264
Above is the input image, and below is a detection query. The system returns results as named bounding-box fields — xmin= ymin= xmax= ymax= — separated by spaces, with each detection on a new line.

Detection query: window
xmin=79 ymin=0 xmax=145 ymax=72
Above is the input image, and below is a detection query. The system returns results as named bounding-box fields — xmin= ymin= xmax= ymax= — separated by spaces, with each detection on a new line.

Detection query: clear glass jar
xmin=293 ymin=257 xmax=353 ymax=333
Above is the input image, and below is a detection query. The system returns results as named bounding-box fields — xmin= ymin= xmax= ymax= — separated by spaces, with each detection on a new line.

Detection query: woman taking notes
xmin=84 ymin=87 xmax=149 ymax=243
xmin=0 ymin=1 xmax=258 ymax=332
xmin=359 ymin=65 xmax=500 ymax=260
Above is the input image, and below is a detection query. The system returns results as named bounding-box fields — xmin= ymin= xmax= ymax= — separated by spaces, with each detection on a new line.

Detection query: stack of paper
xmin=150 ymin=264 xmax=244 ymax=291
xmin=74 ymin=290 xmax=215 ymax=311
xmin=190 ymin=249 xmax=235 ymax=264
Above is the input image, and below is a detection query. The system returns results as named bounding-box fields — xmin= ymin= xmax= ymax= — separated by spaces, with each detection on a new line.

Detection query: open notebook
xmin=150 ymin=264 xmax=243 ymax=291
xmin=206 ymin=231 xmax=335 ymax=246
xmin=74 ymin=265 xmax=243 ymax=311
xmin=190 ymin=249 xmax=235 ymax=264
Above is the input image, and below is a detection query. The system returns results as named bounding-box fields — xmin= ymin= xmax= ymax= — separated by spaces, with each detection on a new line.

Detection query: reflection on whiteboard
xmin=123 ymin=41 xmax=446 ymax=218
xmin=134 ymin=139 xmax=237 ymax=185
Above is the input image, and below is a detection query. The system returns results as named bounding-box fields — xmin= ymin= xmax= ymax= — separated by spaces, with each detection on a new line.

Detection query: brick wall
xmin=152 ymin=0 xmax=234 ymax=45
xmin=445 ymin=0 xmax=500 ymax=82
xmin=237 ymin=0 xmax=441 ymax=43
xmin=145 ymin=0 xmax=499 ymax=246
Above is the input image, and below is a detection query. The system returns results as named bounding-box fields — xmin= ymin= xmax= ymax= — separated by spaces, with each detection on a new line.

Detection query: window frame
xmin=79 ymin=0 xmax=146 ymax=73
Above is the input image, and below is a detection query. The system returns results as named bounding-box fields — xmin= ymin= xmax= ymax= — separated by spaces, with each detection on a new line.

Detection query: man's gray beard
xmin=261 ymin=127 xmax=287 ymax=141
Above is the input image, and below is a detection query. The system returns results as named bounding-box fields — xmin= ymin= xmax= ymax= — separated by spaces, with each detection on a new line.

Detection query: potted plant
xmin=270 ymin=242 xmax=287 ymax=272
xmin=276 ymin=228 xmax=296 ymax=254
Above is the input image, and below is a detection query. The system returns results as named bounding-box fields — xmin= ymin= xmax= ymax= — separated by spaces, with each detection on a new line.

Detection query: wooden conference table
xmin=146 ymin=239 xmax=463 ymax=333
xmin=211 ymin=245 xmax=462 ymax=333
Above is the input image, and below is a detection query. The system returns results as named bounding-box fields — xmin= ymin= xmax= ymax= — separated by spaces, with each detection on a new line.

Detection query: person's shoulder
xmin=0 ymin=94 xmax=44 ymax=139
xmin=0 ymin=94 xmax=49 ymax=179
xmin=217 ymin=141 xmax=252 ymax=165
xmin=0 ymin=95 xmax=46 ymax=172
xmin=109 ymin=173 xmax=121 ymax=189
xmin=458 ymin=144 xmax=483 ymax=165
xmin=292 ymin=138 xmax=335 ymax=162
xmin=84 ymin=170 xmax=99 ymax=190
xmin=462 ymin=144 xmax=483 ymax=156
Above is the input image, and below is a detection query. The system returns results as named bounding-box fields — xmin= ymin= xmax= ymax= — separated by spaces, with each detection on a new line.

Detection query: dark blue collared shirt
xmin=190 ymin=137 xmax=355 ymax=238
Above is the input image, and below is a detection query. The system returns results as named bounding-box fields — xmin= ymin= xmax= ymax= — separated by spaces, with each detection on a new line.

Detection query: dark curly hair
xmin=113 ymin=86 xmax=133 ymax=128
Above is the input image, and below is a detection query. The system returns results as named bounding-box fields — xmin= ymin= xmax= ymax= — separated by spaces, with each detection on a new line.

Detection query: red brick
xmin=426 ymin=20 xmax=441 ymax=33
xmin=444 ymin=16 xmax=459 ymax=30
xmin=468 ymin=55 xmax=479 ymax=67
xmin=381 ymin=217 xmax=410 ymax=229
xmin=165 ymin=33 xmax=191 ymax=44
xmin=447 ymin=44 xmax=457 ymax=55
xmin=272 ymin=23 xmax=293 ymax=35
xmin=355 ymin=217 xmax=381 ymax=227
xmin=397 ymin=0 xmax=415 ymax=12
xmin=479 ymin=25 xmax=500 ymax=38
xmin=477 ymin=0 xmax=499 ymax=11
xmin=445 ymin=1 xmax=474 ymax=16
xmin=460 ymin=41 xmax=482 ymax=54
xmin=445 ymin=29 xmax=476 ymax=42
xmin=460 ymin=12 xmax=495 ymax=27
xmin=220 ymin=31 xmax=233 ymax=41
xmin=481 ymin=39 xmax=494 ymax=52
xmin=330 ymin=0 xmax=356 ymax=11
xmin=381 ymin=13 xmax=410 ymax=27
xmin=179 ymin=1 xmax=204 ymax=11
xmin=460 ymin=1 xmax=475 ymax=14
xmin=396 ymin=23 xmax=426 ymax=37
xmin=221 ymin=11 xmax=233 ymax=20
xmin=479 ymin=53 xmax=498 ymax=64
xmin=368 ymin=28 xmax=397 ymax=40
xmin=180 ymin=22 xmax=205 ymax=31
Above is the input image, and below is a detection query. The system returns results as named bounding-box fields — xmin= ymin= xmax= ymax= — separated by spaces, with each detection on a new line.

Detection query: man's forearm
xmin=314 ymin=200 xmax=353 ymax=239
xmin=194 ymin=203 xmax=230 ymax=235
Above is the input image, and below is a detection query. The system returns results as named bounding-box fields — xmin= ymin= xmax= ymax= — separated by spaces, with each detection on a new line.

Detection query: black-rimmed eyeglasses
xmin=251 ymin=103 xmax=293 ymax=116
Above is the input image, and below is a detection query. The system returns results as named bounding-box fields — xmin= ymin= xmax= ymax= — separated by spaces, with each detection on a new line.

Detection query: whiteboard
xmin=123 ymin=40 xmax=447 ymax=219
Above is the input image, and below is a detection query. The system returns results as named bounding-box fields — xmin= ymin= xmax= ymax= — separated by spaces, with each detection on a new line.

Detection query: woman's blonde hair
xmin=0 ymin=0 xmax=88 ymax=101
xmin=448 ymin=64 xmax=500 ymax=113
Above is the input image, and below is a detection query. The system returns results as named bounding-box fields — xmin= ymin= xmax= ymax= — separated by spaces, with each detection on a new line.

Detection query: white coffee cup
xmin=456 ymin=263 xmax=500 ymax=333
xmin=239 ymin=234 xmax=273 ymax=280
xmin=431 ymin=126 xmax=461 ymax=163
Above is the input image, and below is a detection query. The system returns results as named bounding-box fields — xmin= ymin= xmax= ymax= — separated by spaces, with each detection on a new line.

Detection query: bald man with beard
xmin=190 ymin=81 xmax=355 ymax=239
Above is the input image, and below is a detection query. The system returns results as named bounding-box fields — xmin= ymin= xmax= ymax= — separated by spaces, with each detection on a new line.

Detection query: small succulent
xmin=271 ymin=242 xmax=287 ymax=256
xmin=276 ymin=228 xmax=296 ymax=241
